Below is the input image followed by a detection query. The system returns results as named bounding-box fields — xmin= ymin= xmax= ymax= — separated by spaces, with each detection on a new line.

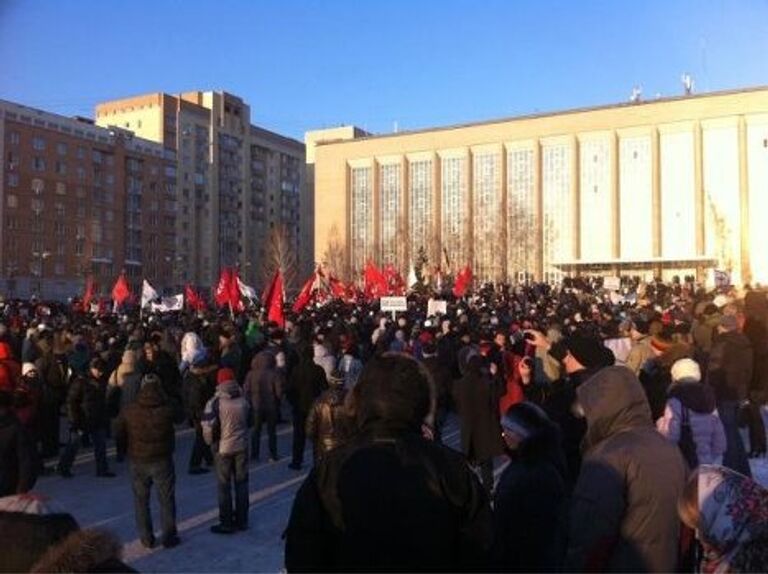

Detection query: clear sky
xmin=1 ymin=0 xmax=767 ymax=140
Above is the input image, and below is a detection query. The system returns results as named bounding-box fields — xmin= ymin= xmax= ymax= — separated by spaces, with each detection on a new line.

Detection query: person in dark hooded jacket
xmin=284 ymin=345 xmax=327 ymax=470
xmin=0 ymin=390 xmax=36 ymax=497
xmin=565 ymin=366 xmax=687 ymax=573
xmin=285 ymin=353 xmax=493 ymax=572
xmin=245 ymin=350 xmax=282 ymax=461
xmin=491 ymin=402 xmax=568 ymax=572
xmin=182 ymin=350 xmax=216 ymax=474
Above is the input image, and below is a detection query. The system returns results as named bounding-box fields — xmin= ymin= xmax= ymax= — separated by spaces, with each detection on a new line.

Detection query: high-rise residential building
xmin=308 ymin=86 xmax=768 ymax=287
xmin=95 ymin=91 xmax=308 ymax=289
xmin=0 ymin=99 xmax=177 ymax=300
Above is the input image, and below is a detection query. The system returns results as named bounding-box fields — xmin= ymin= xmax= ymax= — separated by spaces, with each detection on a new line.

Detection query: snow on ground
xmin=33 ymin=417 xmax=465 ymax=573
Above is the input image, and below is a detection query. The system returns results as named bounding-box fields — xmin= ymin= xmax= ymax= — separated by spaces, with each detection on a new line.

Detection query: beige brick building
xmin=307 ymin=86 xmax=768 ymax=286
xmin=95 ymin=91 xmax=308 ymax=289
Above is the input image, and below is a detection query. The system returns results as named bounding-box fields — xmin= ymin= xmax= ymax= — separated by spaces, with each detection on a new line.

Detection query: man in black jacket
xmin=182 ymin=351 xmax=216 ymax=474
xmin=0 ymin=389 xmax=36 ymax=496
xmin=57 ymin=358 xmax=114 ymax=478
xmin=284 ymin=345 xmax=327 ymax=470
xmin=285 ymin=353 xmax=493 ymax=572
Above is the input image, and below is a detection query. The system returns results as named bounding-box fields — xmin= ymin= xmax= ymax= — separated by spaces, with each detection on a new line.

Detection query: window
xmin=6 ymin=216 xmax=17 ymax=230
xmin=75 ymin=240 xmax=84 ymax=256
xmin=76 ymin=186 xmax=86 ymax=198
xmin=33 ymin=136 xmax=45 ymax=151
xmin=92 ymin=150 xmax=102 ymax=164
xmin=77 ymin=146 xmax=85 ymax=159
xmin=105 ymin=173 xmax=115 ymax=186
xmin=105 ymin=154 xmax=114 ymax=167
xmin=55 ymin=182 xmax=66 ymax=195
xmin=57 ymin=142 xmax=68 ymax=156
xmin=32 ymin=156 xmax=46 ymax=172
xmin=55 ymin=263 xmax=65 ymax=276
xmin=57 ymin=243 xmax=66 ymax=257
xmin=55 ymin=160 xmax=67 ymax=175
xmin=31 ymin=178 xmax=44 ymax=194
xmin=55 ymin=222 xmax=66 ymax=236
xmin=6 ymin=194 xmax=18 ymax=208
xmin=105 ymin=210 xmax=114 ymax=223
xmin=77 ymin=166 xmax=86 ymax=182
xmin=76 ymin=205 xmax=86 ymax=218
xmin=30 ymin=198 xmax=44 ymax=213
xmin=9 ymin=131 xmax=20 ymax=145
xmin=55 ymin=202 xmax=65 ymax=218
xmin=7 ymin=173 xmax=18 ymax=187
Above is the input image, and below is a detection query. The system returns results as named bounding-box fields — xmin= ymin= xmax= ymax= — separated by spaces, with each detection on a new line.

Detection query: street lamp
xmin=31 ymin=250 xmax=52 ymax=299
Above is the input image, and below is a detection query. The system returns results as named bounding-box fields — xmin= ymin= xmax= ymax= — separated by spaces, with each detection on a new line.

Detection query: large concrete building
xmin=0 ymin=99 xmax=177 ymax=299
xmin=95 ymin=91 xmax=308 ymax=288
xmin=308 ymin=86 xmax=768 ymax=286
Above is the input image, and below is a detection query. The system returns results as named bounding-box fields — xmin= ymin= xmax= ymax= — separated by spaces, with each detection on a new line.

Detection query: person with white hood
xmin=656 ymin=358 xmax=726 ymax=467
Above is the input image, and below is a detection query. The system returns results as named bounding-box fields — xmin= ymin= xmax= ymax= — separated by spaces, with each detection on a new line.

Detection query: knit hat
xmin=549 ymin=336 xmax=615 ymax=369
xmin=217 ymin=368 xmax=236 ymax=386
xmin=22 ymin=362 xmax=37 ymax=377
xmin=671 ymin=358 xmax=701 ymax=383
xmin=719 ymin=314 xmax=739 ymax=332
xmin=501 ymin=402 xmax=551 ymax=441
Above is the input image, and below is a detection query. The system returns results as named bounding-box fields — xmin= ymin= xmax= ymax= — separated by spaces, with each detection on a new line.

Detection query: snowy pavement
xmin=33 ymin=417 xmax=466 ymax=573
xmin=31 ymin=417 xmax=768 ymax=572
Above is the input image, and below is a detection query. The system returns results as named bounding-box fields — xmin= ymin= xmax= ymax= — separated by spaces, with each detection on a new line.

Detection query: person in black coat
xmin=141 ymin=338 xmax=183 ymax=420
xmin=492 ymin=402 xmax=568 ymax=572
xmin=285 ymin=353 xmax=493 ymax=572
xmin=453 ymin=353 xmax=504 ymax=495
xmin=284 ymin=345 xmax=327 ymax=470
xmin=182 ymin=350 xmax=216 ymax=474
xmin=421 ymin=341 xmax=452 ymax=443
xmin=57 ymin=358 xmax=114 ymax=478
xmin=0 ymin=390 xmax=36 ymax=497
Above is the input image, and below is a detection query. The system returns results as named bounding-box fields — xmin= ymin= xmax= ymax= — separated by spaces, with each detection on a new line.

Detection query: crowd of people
xmin=1 ymin=275 xmax=768 ymax=572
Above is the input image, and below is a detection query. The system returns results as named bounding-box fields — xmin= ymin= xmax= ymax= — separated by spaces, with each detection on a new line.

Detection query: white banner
xmin=603 ymin=276 xmax=621 ymax=291
xmin=151 ymin=294 xmax=184 ymax=313
xmin=380 ymin=296 xmax=407 ymax=312
xmin=427 ymin=298 xmax=448 ymax=316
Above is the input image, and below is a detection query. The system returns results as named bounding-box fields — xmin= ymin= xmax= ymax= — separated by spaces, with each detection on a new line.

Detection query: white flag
xmin=237 ymin=278 xmax=257 ymax=300
xmin=151 ymin=294 xmax=184 ymax=313
xmin=407 ymin=266 xmax=418 ymax=289
xmin=141 ymin=280 xmax=159 ymax=308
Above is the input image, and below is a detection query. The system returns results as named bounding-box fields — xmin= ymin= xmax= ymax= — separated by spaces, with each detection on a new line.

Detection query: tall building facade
xmin=309 ymin=87 xmax=768 ymax=286
xmin=95 ymin=91 xmax=308 ymax=289
xmin=0 ymin=99 xmax=176 ymax=300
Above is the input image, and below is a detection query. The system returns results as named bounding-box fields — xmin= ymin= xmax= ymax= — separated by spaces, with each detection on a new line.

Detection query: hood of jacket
xmin=251 ymin=350 xmax=276 ymax=371
xmin=215 ymin=380 xmax=242 ymax=399
xmin=577 ymin=366 xmax=653 ymax=452
xmin=668 ymin=381 xmax=716 ymax=413
xmin=29 ymin=528 xmax=129 ymax=573
xmin=136 ymin=381 xmax=166 ymax=408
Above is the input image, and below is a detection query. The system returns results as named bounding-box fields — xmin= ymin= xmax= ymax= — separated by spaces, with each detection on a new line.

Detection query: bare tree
xmin=707 ymin=194 xmax=733 ymax=273
xmin=262 ymin=224 xmax=299 ymax=288
xmin=322 ymin=224 xmax=349 ymax=280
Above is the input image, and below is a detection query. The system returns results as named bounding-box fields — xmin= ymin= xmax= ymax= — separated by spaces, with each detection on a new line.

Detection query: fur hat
xmin=671 ymin=358 xmax=701 ymax=383
xmin=22 ymin=362 xmax=38 ymax=377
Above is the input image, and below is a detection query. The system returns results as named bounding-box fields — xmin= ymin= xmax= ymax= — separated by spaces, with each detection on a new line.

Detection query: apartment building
xmin=95 ymin=91 xmax=308 ymax=288
xmin=0 ymin=99 xmax=176 ymax=300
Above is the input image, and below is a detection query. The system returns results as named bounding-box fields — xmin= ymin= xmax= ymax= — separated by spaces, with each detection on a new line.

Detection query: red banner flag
xmin=363 ymin=262 xmax=388 ymax=300
xmin=215 ymin=269 xmax=232 ymax=308
xmin=111 ymin=272 xmax=131 ymax=306
xmin=228 ymin=267 xmax=244 ymax=312
xmin=185 ymin=284 xmax=205 ymax=311
xmin=453 ymin=265 xmax=473 ymax=298
xmin=82 ymin=276 xmax=95 ymax=311
xmin=263 ymin=270 xmax=285 ymax=327
xmin=329 ymin=275 xmax=347 ymax=299
xmin=292 ymin=272 xmax=316 ymax=314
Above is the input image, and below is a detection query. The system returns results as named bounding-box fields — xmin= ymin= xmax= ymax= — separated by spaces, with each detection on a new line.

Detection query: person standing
xmin=245 ymin=351 xmax=282 ymax=461
xmin=182 ymin=350 xmax=216 ymax=474
xmin=0 ymin=387 xmax=36 ymax=496
xmin=114 ymin=374 xmax=180 ymax=549
xmin=57 ymin=358 xmax=115 ymax=478
xmin=565 ymin=366 xmax=687 ymax=572
xmin=202 ymin=368 xmax=251 ymax=534
xmin=305 ymin=370 xmax=351 ymax=464
xmin=33 ymin=331 xmax=66 ymax=459
xmin=284 ymin=346 xmax=327 ymax=470
xmin=707 ymin=314 xmax=754 ymax=476
xmin=106 ymin=350 xmax=143 ymax=463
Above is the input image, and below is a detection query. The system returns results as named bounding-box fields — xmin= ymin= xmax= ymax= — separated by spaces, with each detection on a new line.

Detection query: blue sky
xmin=1 ymin=0 xmax=767 ymax=140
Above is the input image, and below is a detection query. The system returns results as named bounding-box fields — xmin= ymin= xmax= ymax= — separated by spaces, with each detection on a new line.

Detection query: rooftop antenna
xmin=629 ymin=86 xmax=642 ymax=103
xmin=681 ymin=73 xmax=694 ymax=95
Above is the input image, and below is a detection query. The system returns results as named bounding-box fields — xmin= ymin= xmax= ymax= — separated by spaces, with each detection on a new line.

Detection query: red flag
xmin=329 ymin=275 xmax=347 ymax=299
xmin=293 ymin=272 xmax=316 ymax=313
xmin=263 ymin=270 xmax=285 ymax=327
xmin=111 ymin=273 xmax=131 ymax=306
xmin=215 ymin=269 xmax=232 ymax=308
xmin=185 ymin=284 xmax=205 ymax=311
xmin=453 ymin=266 xmax=473 ymax=298
xmin=363 ymin=262 xmax=388 ymax=300
xmin=82 ymin=276 xmax=95 ymax=311
xmin=229 ymin=268 xmax=244 ymax=312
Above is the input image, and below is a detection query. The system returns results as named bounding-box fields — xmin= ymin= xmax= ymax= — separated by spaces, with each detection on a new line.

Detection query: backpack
xmin=678 ymin=406 xmax=699 ymax=469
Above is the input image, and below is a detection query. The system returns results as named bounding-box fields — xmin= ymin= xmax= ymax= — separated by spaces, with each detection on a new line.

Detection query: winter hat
xmin=217 ymin=368 xmax=236 ymax=386
xmin=719 ymin=314 xmax=739 ymax=332
xmin=549 ymin=336 xmax=615 ymax=369
xmin=22 ymin=362 xmax=38 ymax=377
xmin=671 ymin=358 xmax=701 ymax=383
xmin=501 ymin=401 xmax=551 ymax=441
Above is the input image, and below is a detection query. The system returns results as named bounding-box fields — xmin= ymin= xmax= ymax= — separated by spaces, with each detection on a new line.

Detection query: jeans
xmin=718 ymin=401 xmax=752 ymax=477
xmin=130 ymin=458 xmax=177 ymax=543
xmin=252 ymin=409 xmax=277 ymax=460
xmin=291 ymin=410 xmax=308 ymax=466
xmin=58 ymin=426 xmax=108 ymax=474
xmin=189 ymin=417 xmax=213 ymax=470
xmin=215 ymin=450 xmax=249 ymax=528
